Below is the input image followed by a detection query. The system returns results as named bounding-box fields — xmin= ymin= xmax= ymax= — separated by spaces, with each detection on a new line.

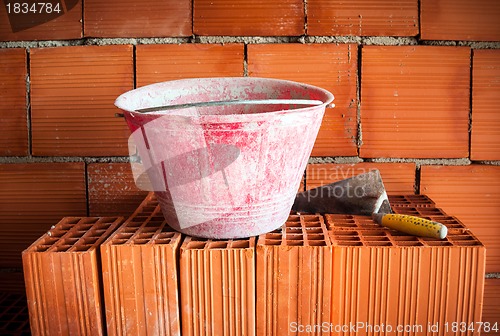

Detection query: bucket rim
xmin=114 ymin=77 xmax=334 ymax=117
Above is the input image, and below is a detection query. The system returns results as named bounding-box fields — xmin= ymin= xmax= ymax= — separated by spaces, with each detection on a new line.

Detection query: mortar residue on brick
xmin=367 ymin=157 xmax=472 ymax=167
xmin=196 ymin=35 xmax=302 ymax=44
xmin=308 ymin=156 xmax=363 ymax=164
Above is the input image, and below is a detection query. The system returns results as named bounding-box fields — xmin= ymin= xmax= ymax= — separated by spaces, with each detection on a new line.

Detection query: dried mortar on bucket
xmin=115 ymin=77 xmax=334 ymax=239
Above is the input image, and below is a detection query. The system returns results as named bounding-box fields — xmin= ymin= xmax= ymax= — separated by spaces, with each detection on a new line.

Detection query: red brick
xmin=421 ymin=0 xmax=500 ymax=41
xmin=248 ymin=44 xmax=358 ymax=156
xmin=306 ymin=162 xmax=416 ymax=194
xmin=420 ymin=165 xmax=500 ymax=273
xmin=0 ymin=271 xmax=26 ymax=293
xmin=256 ymin=215 xmax=332 ymax=335
xmin=0 ymin=48 xmax=27 ymax=156
xmin=326 ymin=209 xmax=467 ymax=233
xmin=307 ymin=0 xmax=418 ymax=36
xmin=84 ymin=0 xmax=191 ymax=37
xmin=87 ymin=163 xmax=148 ymax=217
xmin=389 ymin=194 xmax=435 ymax=207
xmin=23 ymin=216 xmax=122 ymax=335
xmin=193 ymin=0 xmax=304 ymax=36
xmin=136 ymin=44 xmax=244 ymax=87
xmin=328 ymin=218 xmax=485 ymax=330
xmin=0 ymin=163 xmax=86 ymax=268
xmin=471 ymin=50 xmax=500 ymax=161
xmin=101 ymin=195 xmax=182 ymax=336
xmin=181 ymin=236 xmax=255 ymax=335
xmin=30 ymin=45 xmax=133 ymax=156
xmin=0 ymin=293 xmax=30 ymax=335
xmin=0 ymin=0 xmax=82 ymax=41
xmin=360 ymin=46 xmax=470 ymax=159
xmin=483 ymin=279 xmax=500 ymax=333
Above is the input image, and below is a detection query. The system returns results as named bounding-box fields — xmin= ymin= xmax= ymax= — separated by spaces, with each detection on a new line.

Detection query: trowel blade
xmin=292 ymin=169 xmax=392 ymax=216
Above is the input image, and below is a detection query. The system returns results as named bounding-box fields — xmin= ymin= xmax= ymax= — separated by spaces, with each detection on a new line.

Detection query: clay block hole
xmin=208 ymin=241 xmax=228 ymax=249
xmin=286 ymin=240 xmax=304 ymax=246
xmin=157 ymin=232 xmax=175 ymax=239
xmin=186 ymin=241 xmax=207 ymax=249
xmin=231 ymin=240 xmax=250 ymax=248
xmin=308 ymin=240 xmax=327 ymax=246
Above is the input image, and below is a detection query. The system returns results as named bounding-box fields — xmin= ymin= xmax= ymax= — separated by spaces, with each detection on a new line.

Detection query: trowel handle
xmin=372 ymin=213 xmax=448 ymax=239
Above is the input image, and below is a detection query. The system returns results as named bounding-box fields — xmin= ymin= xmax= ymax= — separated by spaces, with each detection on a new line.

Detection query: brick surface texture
xmin=0 ymin=0 xmax=498 ymax=327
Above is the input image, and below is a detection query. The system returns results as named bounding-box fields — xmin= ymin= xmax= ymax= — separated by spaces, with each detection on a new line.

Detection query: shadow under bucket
xmin=115 ymin=77 xmax=334 ymax=239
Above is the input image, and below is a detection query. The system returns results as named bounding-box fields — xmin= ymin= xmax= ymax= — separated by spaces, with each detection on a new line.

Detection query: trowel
xmin=292 ymin=170 xmax=447 ymax=239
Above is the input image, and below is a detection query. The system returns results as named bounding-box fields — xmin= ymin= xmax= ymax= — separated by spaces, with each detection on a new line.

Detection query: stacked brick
xmin=255 ymin=197 xmax=486 ymax=335
xmin=180 ymin=237 xmax=256 ymax=336
xmin=22 ymin=217 xmax=123 ymax=335
xmin=19 ymin=193 xmax=489 ymax=334
xmin=256 ymin=215 xmax=332 ymax=335
xmin=1 ymin=0 xmax=498 ymax=40
xmin=420 ymin=165 xmax=500 ymax=273
xmin=0 ymin=292 xmax=30 ymax=335
xmin=0 ymin=163 xmax=86 ymax=269
xmin=327 ymin=213 xmax=485 ymax=332
xmin=482 ymin=279 xmax=500 ymax=334
xmin=100 ymin=193 xmax=182 ymax=336
xmin=388 ymin=194 xmax=435 ymax=207
xmin=0 ymin=7 xmax=500 ymax=300
xmin=1 ymin=0 xmax=499 ymax=328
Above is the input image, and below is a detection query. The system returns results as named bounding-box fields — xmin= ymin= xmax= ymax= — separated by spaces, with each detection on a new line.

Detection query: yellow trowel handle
xmin=372 ymin=213 xmax=448 ymax=239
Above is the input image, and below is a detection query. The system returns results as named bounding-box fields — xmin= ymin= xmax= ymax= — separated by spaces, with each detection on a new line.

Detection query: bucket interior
xmin=115 ymin=77 xmax=334 ymax=117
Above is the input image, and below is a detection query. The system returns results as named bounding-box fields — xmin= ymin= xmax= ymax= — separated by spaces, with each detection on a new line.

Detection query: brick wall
xmin=0 ymin=0 xmax=499 ymax=292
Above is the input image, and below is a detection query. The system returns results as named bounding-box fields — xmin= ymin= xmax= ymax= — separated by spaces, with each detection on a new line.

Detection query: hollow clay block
xmin=23 ymin=216 xmax=123 ymax=336
xmin=388 ymin=194 xmax=435 ymax=207
xmin=0 ymin=292 xmax=31 ymax=335
xmin=256 ymin=214 xmax=333 ymax=336
xmin=328 ymin=212 xmax=485 ymax=335
xmin=100 ymin=192 xmax=182 ymax=336
xmin=180 ymin=236 xmax=256 ymax=336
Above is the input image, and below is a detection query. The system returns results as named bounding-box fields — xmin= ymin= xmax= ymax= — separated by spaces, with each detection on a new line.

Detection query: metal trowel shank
xmin=292 ymin=169 xmax=392 ymax=215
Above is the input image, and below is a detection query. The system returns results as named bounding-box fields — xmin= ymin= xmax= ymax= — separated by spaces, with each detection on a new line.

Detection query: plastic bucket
xmin=115 ymin=77 xmax=334 ymax=238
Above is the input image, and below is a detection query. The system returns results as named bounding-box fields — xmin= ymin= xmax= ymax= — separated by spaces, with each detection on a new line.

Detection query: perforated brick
xmin=306 ymin=163 xmax=416 ymax=194
xmin=361 ymin=46 xmax=470 ymax=158
xmin=256 ymin=215 xmax=332 ymax=335
xmin=23 ymin=217 xmax=122 ymax=336
xmin=307 ymin=0 xmax=418 ymax=36
xmin=101 ymin=192 xmax=182 ymax=336
xmin=0 ymin=162 xmax=86 ymax=268
xmin=193 ymin=0 xmax=304 ymax=36
xmin=482 ymin=279 xmax=500 ymax=334
xmin=388 ymin=194 xmax=435 ymax=207
xmin=84 ymin=0 xmax=191 ymax=37
xmin=0 ymin=292 xmax=30 ymax=336
xmin=327 ymin=214 xmax=479 ymax=247
xmin=421 ymin=0 xmax=500 ymax=41
xmin=421 ymin=165 xmax=500 ymax=272
xmin=88 ymin=163 xmax=148 ymax=217
xmin=0 ymin=48 xmax=27 ymax=156
xmin=327 ymin=214 xmax=485 ymax=330
xmin=325 ymin=195 xmax=469 ymax=240
xmin=248 ymin=43 xmax=358 ymax=157
xmin=136 ymin=44 xmax=244 ymax=87
xmin=471 ymin=49 xmax=500 ymax=160
xmin=0 ymin=0 xmax=82 ymax=41
xmin=391 ymin=206 xmax=448 ymax=217
xmin=0 ymin=272 xmax=26 ymax=294
xmin=30 ymin=45 xmax=133 ymax=156
xmin=180 ymin=236 xmax=255 ymax=336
